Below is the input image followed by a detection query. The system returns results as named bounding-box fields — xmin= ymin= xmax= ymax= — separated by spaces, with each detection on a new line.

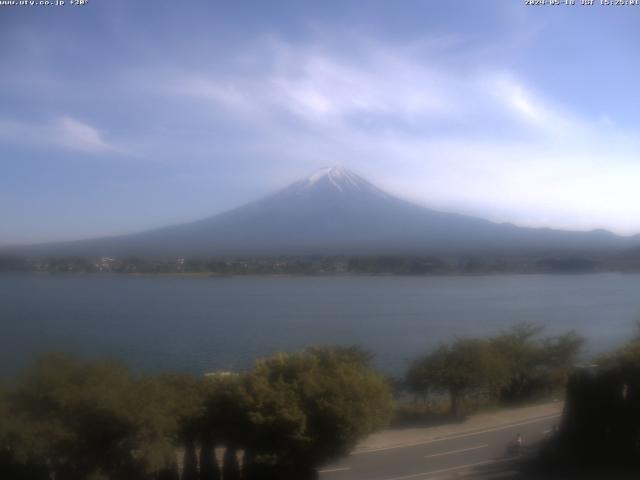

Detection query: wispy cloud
xmin=156 ymin=37 xmax=594 ymax=144
xmin=53 ymin=117 xmax=124 ymax=153
xmin=5 ymin=1 xmax=640 ymax=245
xmin=0 ymin=116 xmax=128 ymax=155
xmin=146 ymin=35 xmax=640 ymax=234
xmin=160 ymin=39 xmax=464 ymax=127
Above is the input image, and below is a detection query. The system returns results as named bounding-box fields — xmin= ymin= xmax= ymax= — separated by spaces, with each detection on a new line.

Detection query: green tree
xmin=240 ymin=346 xmax=393 ymax=478
xmin=408 ymin=326 xmax=585 ymax=410
xmin=150 ymin=373 xmax=207 ymax=480
xmin=6 ymin=353 xmax=145 ymax=480
xmin=491 ymin=323 xmax=547 ymax=402
xmin=405 ymin=356 xmax=431 ymax=402
xmin=2 ymin=347 xmax=393 ymax=480
xmin=201 ymin=374 xmax=247 ymax=449
xmin=596 ymin=322 xmax=640 ymax=370
xmin=131 ymin=373 xmax=207 ymax=478
xmin=410 ymin=339 xmax=510 ymax=417
xmin=0 ymin=354 xmax=210 ymax=480
xmin=493 ymin=325 xmax=584 ymax=403
xmin=541 ymin=330 xmax=584 ymax=369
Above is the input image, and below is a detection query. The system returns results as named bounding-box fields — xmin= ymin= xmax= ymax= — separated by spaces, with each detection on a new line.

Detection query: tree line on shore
xmin=0 ymin=253 xmax=627 ymax=275
xmin=405 ymin=324 xmax=585 ymax=418
xmin=0 ymin=324 xmax=587 ymax=480
xmin=0 ymin=347 xmax=391 ymax=480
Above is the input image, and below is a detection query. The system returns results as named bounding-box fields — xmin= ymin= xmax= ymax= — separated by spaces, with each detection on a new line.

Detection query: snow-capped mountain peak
xmin=7 ymin=165 xmax=635 ymax=258
xmin=308 ymin=166 xmax=359 ymax=188
xmin=287 ymin=166 xmax=389 ymax=198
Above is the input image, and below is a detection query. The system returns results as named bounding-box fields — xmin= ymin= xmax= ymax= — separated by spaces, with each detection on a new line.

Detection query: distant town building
xmin=97 ymin=257 xmax=116 ymax=271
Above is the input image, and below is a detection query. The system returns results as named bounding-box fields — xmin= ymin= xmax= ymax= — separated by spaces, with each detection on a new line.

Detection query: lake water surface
xmin=1 ymin=273 xmax=639 ymax=376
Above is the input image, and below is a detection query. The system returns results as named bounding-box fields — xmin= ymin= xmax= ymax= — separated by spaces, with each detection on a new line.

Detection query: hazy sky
xmin=2 ymin=0 xmax=640 ymax=245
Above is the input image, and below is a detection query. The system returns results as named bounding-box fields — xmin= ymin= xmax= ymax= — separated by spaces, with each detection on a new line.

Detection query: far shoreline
xmin=2 ymin=269 xmax=639 ymax=279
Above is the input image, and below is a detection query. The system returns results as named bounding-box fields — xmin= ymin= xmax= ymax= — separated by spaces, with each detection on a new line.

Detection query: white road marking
xmin=319 ymin=466 xmax=352 ymax=474
xmin=423 ymin=443 xmax=488 ymax=459
xmin=382 ymin=457 xmax=511 ymax=480
xmin=352 ymin=413 xmax=561 ymax=455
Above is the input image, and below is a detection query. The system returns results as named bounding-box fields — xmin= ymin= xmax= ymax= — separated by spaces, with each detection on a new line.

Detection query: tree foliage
xmin=492 ymin=324 xmax=584 ymax=402
xmin=596 ymin=321 xmax=640 ymax=372
xmin=0 ymin=354 xmax=206 ymax=480
xmin=407 ymin=338 xmax=509 ymax=417
xmin=0 ymin=346 xmax=393 ymax=480
xmin=237 ymin=346 xmax=393 ymax=475
xmin=406 ymin=325 xmax=585 ymax=414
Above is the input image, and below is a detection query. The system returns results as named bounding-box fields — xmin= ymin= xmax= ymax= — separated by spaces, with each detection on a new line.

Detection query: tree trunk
xmin=199 ymin=436 xmax=220 ymax=480
xmin=450 ymin=390 xmax=462 ymax=418
xmin=183 ymin=438 xmax=199 ymax=480
xmin=222 ymin=446 xmax=240 ymax=480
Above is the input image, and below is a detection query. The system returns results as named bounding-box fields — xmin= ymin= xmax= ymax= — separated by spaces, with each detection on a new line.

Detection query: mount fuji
xmin=7 ymin=166 xmax=638 ymax=258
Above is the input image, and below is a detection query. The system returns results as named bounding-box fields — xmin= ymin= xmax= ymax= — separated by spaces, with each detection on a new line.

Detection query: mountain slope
xmin=6 ymin=167 xmax=638 ymax=257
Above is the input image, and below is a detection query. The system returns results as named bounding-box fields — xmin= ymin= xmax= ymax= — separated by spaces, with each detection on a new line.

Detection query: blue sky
xmin=2 ymin=0 xmax=640 ymax=245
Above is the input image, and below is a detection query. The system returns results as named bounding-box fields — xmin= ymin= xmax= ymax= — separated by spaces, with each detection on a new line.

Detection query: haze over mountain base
xmin=4 ymin=167 xmax=639 ymax=259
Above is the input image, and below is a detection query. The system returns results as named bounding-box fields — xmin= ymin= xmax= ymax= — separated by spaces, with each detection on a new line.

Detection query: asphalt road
xmin=319 ymin=413 xmax=561 ymax=480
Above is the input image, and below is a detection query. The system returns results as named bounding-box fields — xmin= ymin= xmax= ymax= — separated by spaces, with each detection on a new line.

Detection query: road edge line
xmin=351 ymin=412 xmax=562 ymax=455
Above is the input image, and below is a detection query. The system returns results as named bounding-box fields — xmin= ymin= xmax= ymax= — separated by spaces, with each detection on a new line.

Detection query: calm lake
xmin=1 ymin=273 xmax=639 ymax=376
